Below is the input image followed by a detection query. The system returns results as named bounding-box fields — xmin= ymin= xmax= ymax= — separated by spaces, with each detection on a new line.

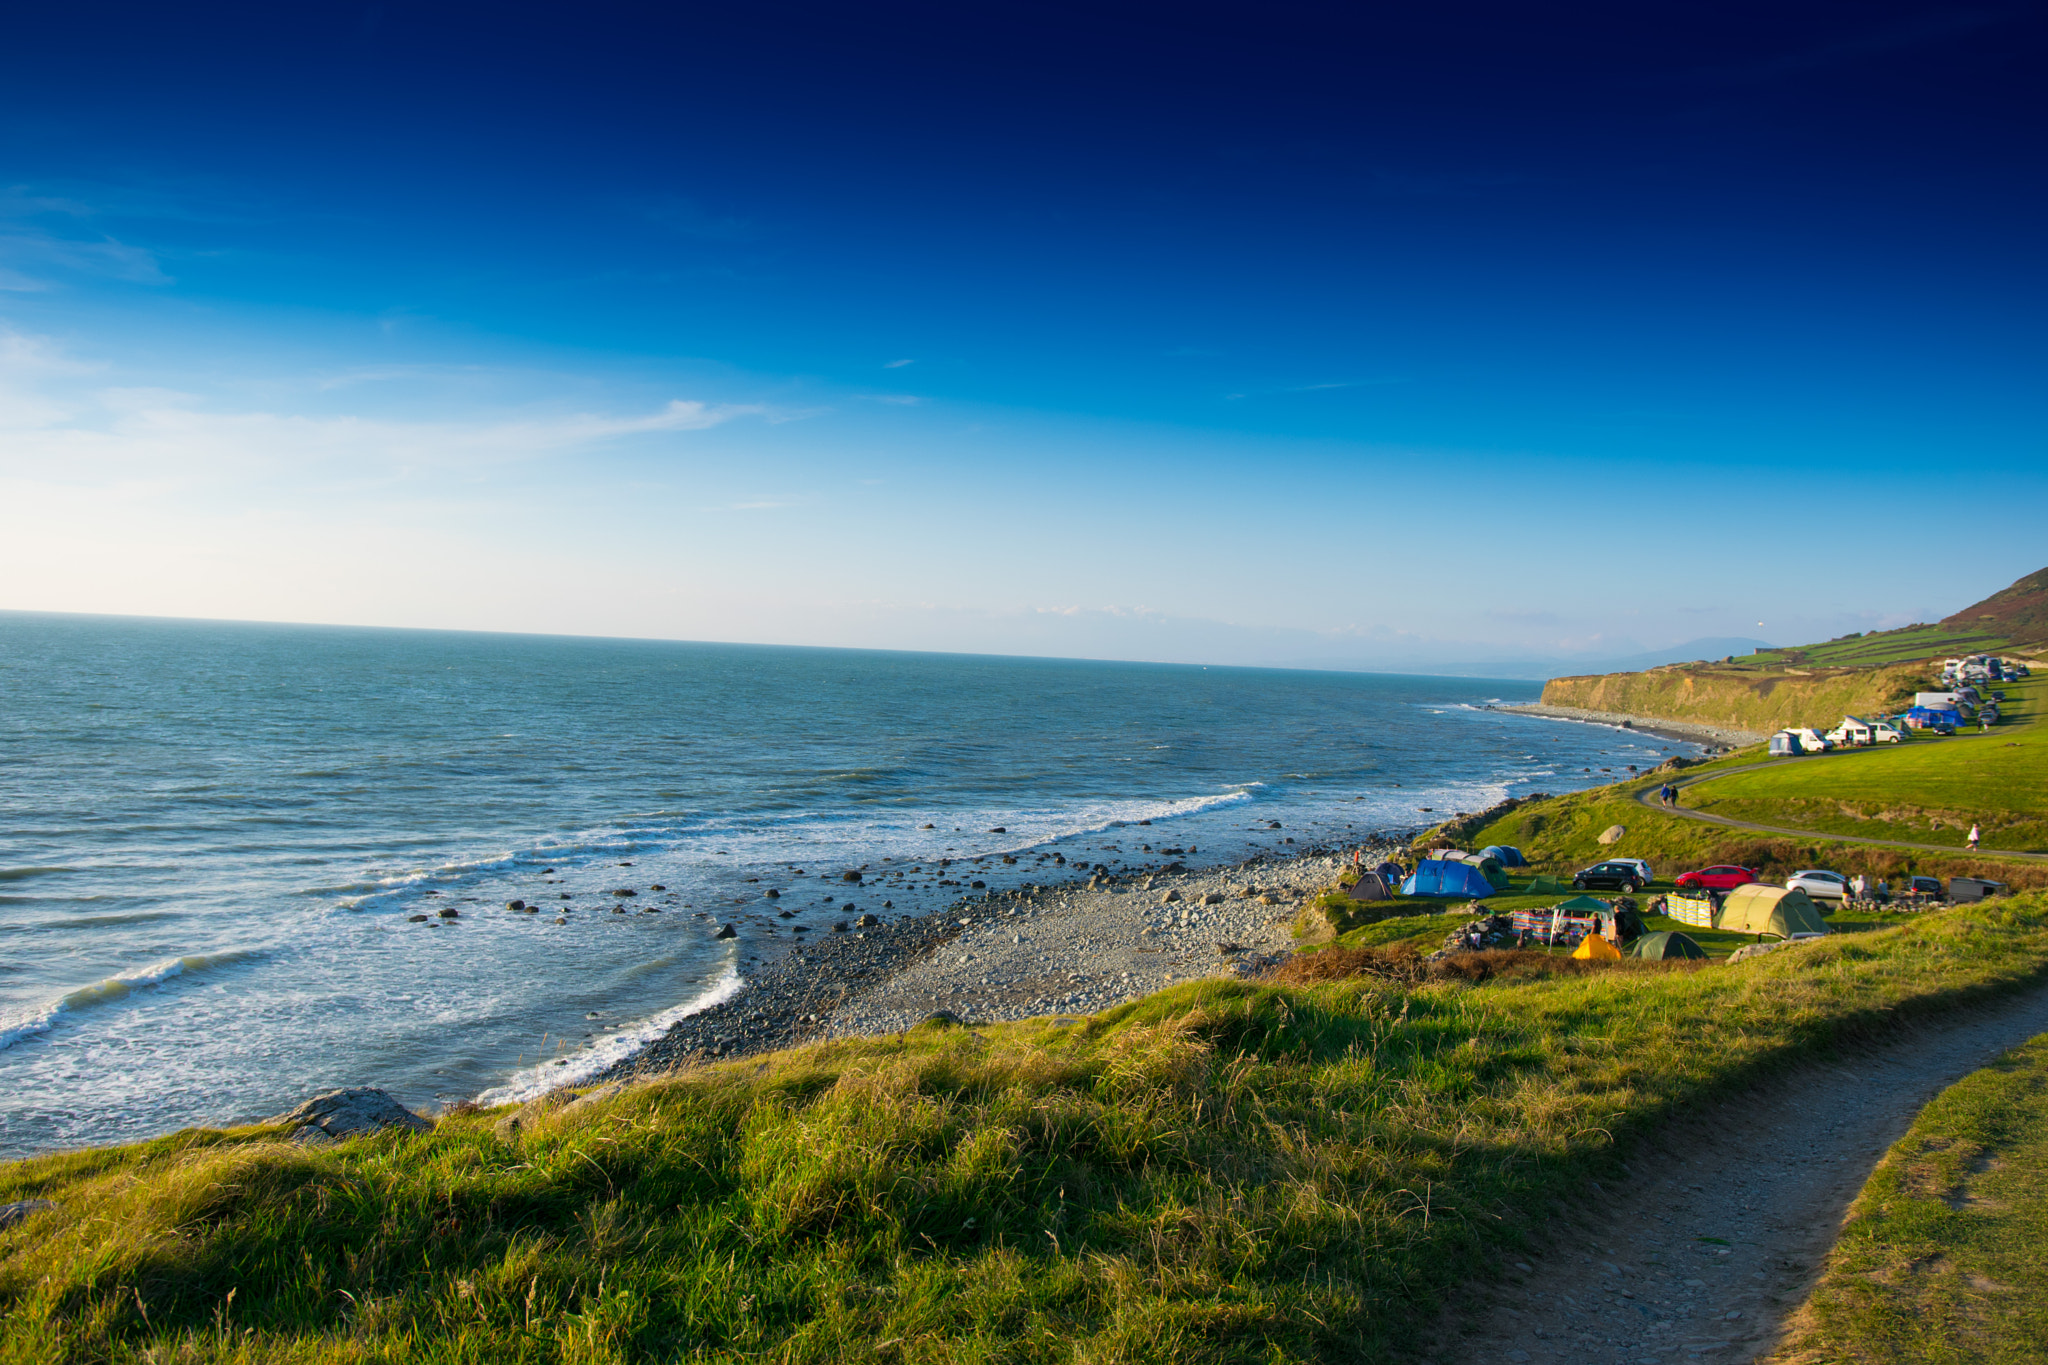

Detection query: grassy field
xmin=1765 ymin=1032 xmax=2048 ymax=1364
xmin=6 ymin=897 xmax=2048 ymax=1364
xmin=1741 ymin=624 xmax=2021 ymax=672
xmin=1685 ymin=676 xmax=2046 ymax=853
xmin=1444 ymin=778 xmax=2048 ymax=901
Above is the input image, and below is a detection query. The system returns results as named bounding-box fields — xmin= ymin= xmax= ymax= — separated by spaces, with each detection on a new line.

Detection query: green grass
xmin=1686 ymin=677 xmax=2047 ymax=853
xmin=8 ymin=898 xmax=2048 ymax=1364
xmin=1741 ymin=624 xmax=2021 ymax=672
xmin=1765 ymin=1032 xmax=2048 ymax=1364
xmin=1455 ymin=748 xmax=2048 ymax=897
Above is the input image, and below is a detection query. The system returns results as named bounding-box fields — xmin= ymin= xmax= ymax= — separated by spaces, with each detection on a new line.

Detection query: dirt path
xmin=1631 ymin=759 xmax=2048 ymax=863
xmin=1429 ymin=976 xmax=2048 ymax=1364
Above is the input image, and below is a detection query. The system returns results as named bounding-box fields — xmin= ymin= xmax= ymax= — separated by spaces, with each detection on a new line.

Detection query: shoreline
xmin=1489 ymin=701 xmax=1767 ymax=749
xmin=593 ymin=835 xmax=1413 ymax=1083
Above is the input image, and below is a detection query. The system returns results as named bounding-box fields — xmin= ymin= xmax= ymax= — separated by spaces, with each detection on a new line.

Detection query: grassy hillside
xmin=1541 ymin=663 xmax=1926 ymax=735
xmin=1942 ymin=566 xmax=2048 ymax=646
xmin=1743 ymin=623 xmax=2018 ymax=671
xmin=8 ymin=898 xmax=2048 ymax=1364
xmin=1447 ymin=744 xmax=2048 ymax=893
xmin=1688 ymin=676 xmax=2047 ymax=853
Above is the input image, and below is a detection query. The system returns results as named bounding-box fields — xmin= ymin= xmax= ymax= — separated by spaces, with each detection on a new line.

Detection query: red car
xmin=1675 ymin=865 xmax=1758 ymax=892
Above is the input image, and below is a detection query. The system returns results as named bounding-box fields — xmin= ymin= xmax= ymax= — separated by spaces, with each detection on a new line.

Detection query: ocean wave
xmin=0 ymin=950 xmax=260 ymax=1052
xmin=474 ymin=959 xmax=745 ymax=1107
xmin=0 ymin=866 xmax=76 ymax=883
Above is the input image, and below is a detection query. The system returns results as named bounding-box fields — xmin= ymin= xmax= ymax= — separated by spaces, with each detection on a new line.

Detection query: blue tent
xmin=1401 ymin=859 xmax=1498 ymax=899
xmin=1482 ymin=845 xmax=1527 ymax=867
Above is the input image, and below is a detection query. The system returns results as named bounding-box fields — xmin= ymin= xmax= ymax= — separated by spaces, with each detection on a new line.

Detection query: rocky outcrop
xmin=267 ymin=1088 xmax=432 ymax=1144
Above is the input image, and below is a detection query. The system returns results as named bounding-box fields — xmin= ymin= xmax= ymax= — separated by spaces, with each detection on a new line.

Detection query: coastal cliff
xmin=1540 ymin=661 xmax=1926 ymax=735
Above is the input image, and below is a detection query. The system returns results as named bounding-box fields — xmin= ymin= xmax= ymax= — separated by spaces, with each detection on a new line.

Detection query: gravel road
xmin=1430 ymin=969 xmax=2048 ymax=1365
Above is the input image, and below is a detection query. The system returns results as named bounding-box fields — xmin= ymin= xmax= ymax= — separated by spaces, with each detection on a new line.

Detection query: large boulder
xmin=268 ymin=1088 xmax=432 ymax=1144
xmin=1597 ymin=824 xmax=1627 ymax=845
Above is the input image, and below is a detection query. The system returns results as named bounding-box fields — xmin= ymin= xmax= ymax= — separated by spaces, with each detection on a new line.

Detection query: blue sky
xmin=2 ymin=1 xmax=2042 ymax=671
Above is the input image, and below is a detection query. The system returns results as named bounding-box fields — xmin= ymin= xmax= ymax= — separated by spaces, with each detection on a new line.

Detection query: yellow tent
xmin=1715 ymin=885 xmax=1829 ymax=940
xmin=1572 ymin=932 xmax=1623 ymax=961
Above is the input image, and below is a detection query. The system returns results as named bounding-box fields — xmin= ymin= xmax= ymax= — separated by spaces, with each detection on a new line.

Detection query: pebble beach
xmin=598 ymin=835 xmax=1410 ymax=1082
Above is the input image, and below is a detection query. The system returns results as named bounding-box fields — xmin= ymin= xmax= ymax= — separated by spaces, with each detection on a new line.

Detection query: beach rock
xmin=269 ymin=1087 xmax=432 ymax=1143
xmin=0 ymin=1199 xmax=56 ymax=1230
xmin=1200 ymin=892 xmax=1226 ymax=906
xmin=841 ymin=871 xmax=862 ymax=883
xmin=856 ymin=913 xmax=879 ymax=927
xmin=1598 ymin=824 xmax=1627 ymax=845
xmin=612 ymin=888 xmax=636 ymax=897
xmin=1160 ymin=889 xmax=1182 ymax=904
xmin=408 ymin=914 xmax=428 ymax=922
xmin=765 ymin=889 xmax=780 ymax=899
xmin=989 ymin=826 xmax=1006 ymax=833
xmin=554 ymin=916 xmax=568 ymax=924
xmin=715 ymin=924 xmax=737 ymax=939
xmin=437 ymin=907 xmax=459 ymax=919
xmin=507 ymin=899 xmax=525 ymax=911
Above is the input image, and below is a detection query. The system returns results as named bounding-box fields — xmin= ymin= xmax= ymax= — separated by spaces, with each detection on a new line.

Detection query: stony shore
xmin=596 ymin=835 xmax=1411 ymax=1081
xmin=1490 ymin=702 xmax=1766 ymax=749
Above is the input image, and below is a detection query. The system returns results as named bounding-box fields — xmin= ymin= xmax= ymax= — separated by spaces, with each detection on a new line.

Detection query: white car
xmin=1610 ymin=858 xmax=1654 ymax=884
xmin=1786 ymin=869 xmax=1850 ymax=903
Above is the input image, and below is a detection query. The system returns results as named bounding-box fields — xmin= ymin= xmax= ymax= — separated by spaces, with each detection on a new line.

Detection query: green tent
xmin=1716 ymin=885 xmax=1829 ymax=940
xmin=1627 ymin=930 xmax=1708 ymax=960
xmin=1554 ymin=894 xmax=1610 ymax=914
xmin=1524 ymin=874 xmax=1570 ymax=896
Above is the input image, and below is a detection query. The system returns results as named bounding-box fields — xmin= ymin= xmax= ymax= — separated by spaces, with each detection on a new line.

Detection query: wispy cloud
xmin=883 ymin=358 xmax=915 ymax=368
xmin=0 ymin=328 xmax=762 ymax=487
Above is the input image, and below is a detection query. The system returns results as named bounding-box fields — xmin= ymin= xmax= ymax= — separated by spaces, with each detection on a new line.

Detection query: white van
xmin=1788 ymin=727 xmax=1834 ymax=753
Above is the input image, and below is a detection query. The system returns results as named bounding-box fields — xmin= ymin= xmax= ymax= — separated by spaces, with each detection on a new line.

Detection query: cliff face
xmin=1540 ymin=662 xmax=1927 ymax=733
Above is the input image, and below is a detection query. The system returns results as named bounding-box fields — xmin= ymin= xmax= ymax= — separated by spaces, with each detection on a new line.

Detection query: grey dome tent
xmin=1627 ymin=931 xmax=1708 ymax=960
xmin=1344 ymin=871 xmax=1393 ymax=902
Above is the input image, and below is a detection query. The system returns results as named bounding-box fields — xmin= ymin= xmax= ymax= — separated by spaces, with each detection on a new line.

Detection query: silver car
xmin=1786 ymin=869 xmax=1849 ymax=902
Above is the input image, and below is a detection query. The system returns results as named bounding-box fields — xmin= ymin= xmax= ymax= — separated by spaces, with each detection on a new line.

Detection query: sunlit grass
xmin=5 ymin=898 xmax=2048 ymax=1362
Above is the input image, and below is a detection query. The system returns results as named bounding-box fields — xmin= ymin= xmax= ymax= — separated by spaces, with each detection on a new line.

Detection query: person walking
xmin=1968 ymin=822 xmax=1981 ymax=851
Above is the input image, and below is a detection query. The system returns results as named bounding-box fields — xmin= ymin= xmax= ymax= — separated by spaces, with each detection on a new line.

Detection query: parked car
xmin=1949 ymin=877 xmax=2010 ymax=903
xmin=1788 ymin=727 xmax=1834 ymax=753
xmin=1675 ymin=864 xmax=1758 ymax=892
xmin=1572 ymin=860 xmax=1648 ymax=892
xmin=1899 ymin=876 xmax=1945 ymax=901
xmin=1786 ymin=869 xmax=1849 ymax=903
xmin=1609 ymin=857 xmax=1654 ymax=884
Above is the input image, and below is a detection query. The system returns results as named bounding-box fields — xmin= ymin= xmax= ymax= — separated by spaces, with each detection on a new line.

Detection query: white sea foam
xmin=0 ymin=950 xmax=258 ymax=1052
xmin=475 ymin=958 xmax=747 ymax=1107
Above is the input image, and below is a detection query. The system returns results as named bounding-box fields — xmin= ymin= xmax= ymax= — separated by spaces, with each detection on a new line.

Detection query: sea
xmin=0 ymin=612 xmax=1690 ymax=1157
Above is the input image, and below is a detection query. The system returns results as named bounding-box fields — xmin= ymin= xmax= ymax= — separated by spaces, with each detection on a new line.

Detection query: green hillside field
xmin=1686 ymin=675 xmax=2047 ymax=853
